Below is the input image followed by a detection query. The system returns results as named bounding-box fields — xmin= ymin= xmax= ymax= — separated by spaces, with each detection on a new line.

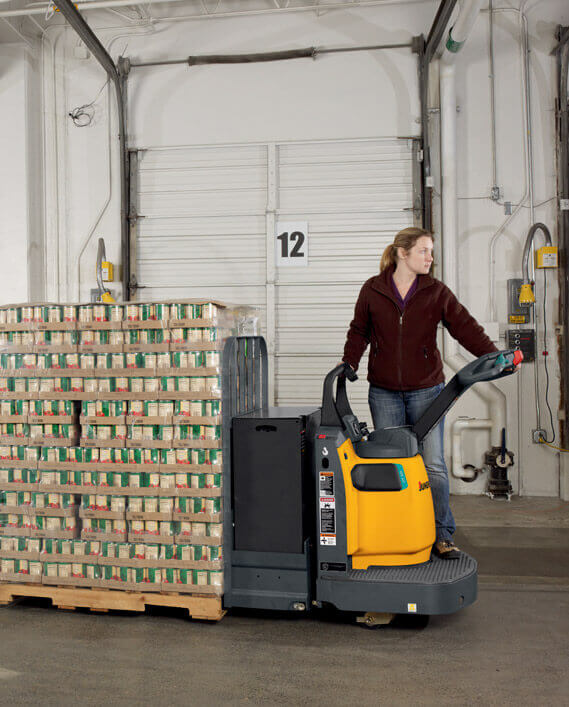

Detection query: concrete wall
xmin=0 ymin=0 xmax=568 ymax=496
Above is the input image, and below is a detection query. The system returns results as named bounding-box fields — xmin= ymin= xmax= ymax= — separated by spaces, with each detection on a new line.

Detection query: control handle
xmin=457 ymin=349 xmax=523 ymax=387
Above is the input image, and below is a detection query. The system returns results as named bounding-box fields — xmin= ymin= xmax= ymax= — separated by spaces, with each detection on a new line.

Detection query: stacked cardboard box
xmin=0 ymin=301 xmax=230 ymax=595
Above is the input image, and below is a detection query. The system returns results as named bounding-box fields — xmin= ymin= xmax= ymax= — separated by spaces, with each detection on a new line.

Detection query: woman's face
xmin=398 ymin=236 xmax=434 ymax=275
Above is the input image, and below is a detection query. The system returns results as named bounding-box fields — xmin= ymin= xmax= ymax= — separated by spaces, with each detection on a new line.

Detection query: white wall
xmin=0 ymin=44 xmax=40 ymax=303
xmin=447 ymin=1 xmax=567 ymax=496
xmin=54 ymin=4 xmax=433 ymax=304
xmin=1 ymin=0 xmax=568 ymax=496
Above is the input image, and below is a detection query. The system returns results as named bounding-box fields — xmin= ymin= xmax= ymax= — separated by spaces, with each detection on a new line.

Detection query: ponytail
xmin=380 ymin=244 xmax=397 ymax=273
xmin=380 ymin=227 xmax=434 ymax=272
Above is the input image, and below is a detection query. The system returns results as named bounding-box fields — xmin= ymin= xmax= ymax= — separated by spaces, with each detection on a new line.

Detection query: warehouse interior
xmin=0 ymin=0 xmax=569 ymax=703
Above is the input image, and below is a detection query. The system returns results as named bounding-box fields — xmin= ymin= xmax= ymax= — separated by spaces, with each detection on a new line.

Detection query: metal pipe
xmin=0 ymin=0 xmax=428 ymax=19
xmin=129 ymin=43 xmax=412 ymax=69
xmin=440 ymin=0 xmax=507 ymax=459
xmin=417 ymin=35 xmax=428 ymax=230
xmin=445 ymin=0 xmax=486 ymax=53
xmin=523 ymin=14 xmax=535 ymax=229
xmin=520 ymin=10 xmax=542 ymax=437
xmin=419 ymin=0 xmax=459 ymax=232
xmin=520 ymin=222 xmax=552 ymax=433
xmin=558 ymin=30 xmax=569 ymax=481
xmin=39 ymin=26 xmax=67 ymax=301
xmin=425 ymin=0 xmax=458 ymax=65
xmin=488 ymin=0 xmax=499 ymax=199
xmin=551 ymin=25 xmax=569 ymax=56
xmin=521 ymin=222 xmax=552 ymax=283
xmin=53 ymin=0 xmax=129 ymax=301
xmin=318 ymin=43 xmax=411 ymax=55
xmin=488 ymin=8 xmax=529 ymax=322
xmin=451 ymin=418 xmax=493 ymax=481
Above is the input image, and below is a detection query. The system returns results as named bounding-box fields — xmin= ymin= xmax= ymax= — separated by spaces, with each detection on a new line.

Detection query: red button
xmin=513 ymin=350 xmax=524 ymax=366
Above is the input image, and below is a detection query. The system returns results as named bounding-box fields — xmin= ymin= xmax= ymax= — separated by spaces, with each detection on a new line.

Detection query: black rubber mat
xmin=347 ymin=553 xmax=476 ymax=584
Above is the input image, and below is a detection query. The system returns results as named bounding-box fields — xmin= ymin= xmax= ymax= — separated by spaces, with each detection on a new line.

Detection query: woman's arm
xmin=342 ymin=282 xmax=372 ymax=372
xmin=441 ymin=286 xmax=498 ymax=356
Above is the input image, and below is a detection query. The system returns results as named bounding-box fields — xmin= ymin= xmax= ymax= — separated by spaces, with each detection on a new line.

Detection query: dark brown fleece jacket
xmin=342 ymin=265 xmax=498 ymax=391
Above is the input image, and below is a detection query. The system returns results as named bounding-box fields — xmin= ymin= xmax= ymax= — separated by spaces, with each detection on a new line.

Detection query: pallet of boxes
xmin=0 ymin=301 xmax=230 ymax=620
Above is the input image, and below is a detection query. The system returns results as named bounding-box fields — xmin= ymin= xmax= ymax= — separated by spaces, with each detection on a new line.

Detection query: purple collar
xmin=391 ymin=274 xmax=418 ymax=310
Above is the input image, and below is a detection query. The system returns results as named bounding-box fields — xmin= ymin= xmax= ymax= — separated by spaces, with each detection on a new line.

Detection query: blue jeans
xmin=368 ymin=383 xmax=455 ymax=544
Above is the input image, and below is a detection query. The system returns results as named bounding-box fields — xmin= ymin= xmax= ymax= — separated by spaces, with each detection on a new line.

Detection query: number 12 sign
xmin=275 ymin=222 xmax=308 ymax=267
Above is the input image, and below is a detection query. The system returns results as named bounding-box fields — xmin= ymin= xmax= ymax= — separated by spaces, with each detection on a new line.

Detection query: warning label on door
xmin=319 ymin=472 xmax=334 ymax=496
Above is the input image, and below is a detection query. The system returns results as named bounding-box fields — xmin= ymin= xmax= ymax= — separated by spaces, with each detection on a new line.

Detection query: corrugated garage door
xmin=133 ymin=138 xmax=418 ymax=424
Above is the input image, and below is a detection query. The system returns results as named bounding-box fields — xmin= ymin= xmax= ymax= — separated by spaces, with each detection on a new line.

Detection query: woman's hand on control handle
xmin=337 ymin=361 xmax=357 ymax=381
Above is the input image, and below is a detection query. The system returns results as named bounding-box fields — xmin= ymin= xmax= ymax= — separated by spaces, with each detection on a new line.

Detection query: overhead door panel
xmin=275 ymin=139 xmax=415 ymax=422
xmin=134 ymin=138 xmax=416 ymax=426
xmin=135 ymin=145 xmax=268 ymax=331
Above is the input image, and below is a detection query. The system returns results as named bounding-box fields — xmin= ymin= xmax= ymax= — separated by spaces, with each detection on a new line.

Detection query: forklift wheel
xmin=356 ymin=612 xmax=396 ymax=628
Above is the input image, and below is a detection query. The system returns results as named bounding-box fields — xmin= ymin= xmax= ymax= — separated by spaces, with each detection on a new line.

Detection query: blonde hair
xmin=380 ymin=227 xmax=434 ymax=273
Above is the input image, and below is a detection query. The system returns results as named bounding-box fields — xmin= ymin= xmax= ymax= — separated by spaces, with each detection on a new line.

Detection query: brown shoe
xmin=433 ymin=540 xmax=461 ymax=560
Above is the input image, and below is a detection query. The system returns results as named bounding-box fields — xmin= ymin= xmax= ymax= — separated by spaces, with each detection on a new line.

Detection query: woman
xmin=342 ymin=227 xmax=497 ymax=560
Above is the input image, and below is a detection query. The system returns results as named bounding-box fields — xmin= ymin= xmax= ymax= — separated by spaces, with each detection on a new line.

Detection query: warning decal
xmin=320 ymin=495 xmax=336 ymax=545
xmin=320 ymin=533 xmax=336 ymax=546
xmin=319 ymin=472 xmax=334 ymax=496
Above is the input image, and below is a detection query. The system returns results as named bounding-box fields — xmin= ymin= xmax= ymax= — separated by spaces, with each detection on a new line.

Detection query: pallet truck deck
xmin=222 ymin=337 xmax=521 ymax=624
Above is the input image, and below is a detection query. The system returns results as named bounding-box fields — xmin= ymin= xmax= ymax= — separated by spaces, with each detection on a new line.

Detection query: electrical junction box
xmin=535 ymin=246 xmax=558 ymax=268
xmin=90 ymin=288 xmax=116 ymax=303
xmin=506 ymin=329 xmax=535 ymax=362
xmin=507 ymin=278 xmax=531 ymax=324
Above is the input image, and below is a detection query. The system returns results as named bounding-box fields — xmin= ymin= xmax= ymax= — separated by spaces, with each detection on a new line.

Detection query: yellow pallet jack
xmin=223 ymin=339 xmax=521 ymax=622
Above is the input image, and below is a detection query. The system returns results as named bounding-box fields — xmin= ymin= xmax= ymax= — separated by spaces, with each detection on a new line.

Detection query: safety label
xmin=541 ymin=253 xmax=557 ymax=267
xmin=319 ymin=471 xmax=334 ymax=496
xmin=320 ymin=534 xmax=336 ymax=546
xmin=320 ymin=496 xmax=336 ymax=544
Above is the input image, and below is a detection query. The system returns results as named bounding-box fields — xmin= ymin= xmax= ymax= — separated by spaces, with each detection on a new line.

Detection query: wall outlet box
xmin=90 ymin=289 xmax=115 ymax=303
xmin=532 ymin=429 xmax=546 ymax=444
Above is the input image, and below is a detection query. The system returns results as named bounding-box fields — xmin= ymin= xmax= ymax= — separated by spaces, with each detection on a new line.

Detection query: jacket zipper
xmin=398 ymin=311 xmax=403 ymax=390
xmin=374 ymin=280 xmax=425 ymax=390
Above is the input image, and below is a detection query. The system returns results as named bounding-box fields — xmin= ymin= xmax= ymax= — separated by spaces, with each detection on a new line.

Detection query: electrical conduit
xmin=440 ymin=0 xmax=507 ymax=481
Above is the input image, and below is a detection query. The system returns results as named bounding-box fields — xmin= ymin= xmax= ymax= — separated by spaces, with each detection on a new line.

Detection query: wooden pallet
xmin=0 ymin=583 xmax=225 ymax=621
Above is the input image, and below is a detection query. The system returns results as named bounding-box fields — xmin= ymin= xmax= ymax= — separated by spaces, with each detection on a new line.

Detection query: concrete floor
xmin=1 ymin=496 xmax=568 ymax=706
